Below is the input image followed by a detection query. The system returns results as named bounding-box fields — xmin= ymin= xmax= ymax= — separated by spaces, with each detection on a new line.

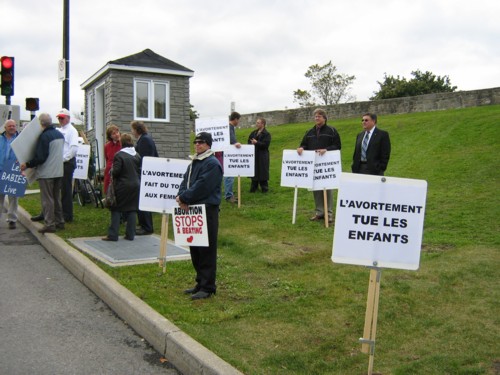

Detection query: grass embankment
xmin=21 ymin=105 xmax=500 ymax=374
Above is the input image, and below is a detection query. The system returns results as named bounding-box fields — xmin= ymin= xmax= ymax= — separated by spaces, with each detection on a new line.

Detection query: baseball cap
xmin=56 ymin=108 xmax=71 ymax=118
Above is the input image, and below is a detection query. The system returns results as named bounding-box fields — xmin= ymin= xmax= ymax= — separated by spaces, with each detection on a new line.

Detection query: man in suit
xmin=131 ymin=121 xmax=158 ymax=235
xmin=352 ymin=113 xmax=391 ymax=176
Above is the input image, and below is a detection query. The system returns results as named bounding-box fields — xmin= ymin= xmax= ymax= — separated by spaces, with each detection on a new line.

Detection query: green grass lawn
xmin=20 ymin=105 xmax=500 ymax=374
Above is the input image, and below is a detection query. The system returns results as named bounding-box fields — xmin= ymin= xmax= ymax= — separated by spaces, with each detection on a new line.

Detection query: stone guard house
xmin=81 ymin=49 xmax=194 ymax=171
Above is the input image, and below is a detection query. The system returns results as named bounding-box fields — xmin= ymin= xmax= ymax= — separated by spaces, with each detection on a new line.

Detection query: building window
xmin=134 ymin=79 xmax=170 ymax=121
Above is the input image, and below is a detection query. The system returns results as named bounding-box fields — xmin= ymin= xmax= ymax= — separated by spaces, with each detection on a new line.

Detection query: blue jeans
xmin=223 ymin=176 xmax=234 ymax=200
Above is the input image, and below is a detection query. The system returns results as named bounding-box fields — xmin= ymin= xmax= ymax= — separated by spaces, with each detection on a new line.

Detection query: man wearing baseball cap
xmin=56 ymin=108 xmax=79 ymax=222
xmin=176 ymin=132 xmax=223 ymax=300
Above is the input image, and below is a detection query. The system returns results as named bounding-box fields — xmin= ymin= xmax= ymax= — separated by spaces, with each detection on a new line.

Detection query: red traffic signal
xmin=1 ymin=56 xmax=15 ymax=97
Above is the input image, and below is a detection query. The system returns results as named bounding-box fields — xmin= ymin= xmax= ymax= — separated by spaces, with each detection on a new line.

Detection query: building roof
xmin=109 ymin=49 xmax=193 ymax=73
xmin=81 ymin=48 xmax=193 ymax=89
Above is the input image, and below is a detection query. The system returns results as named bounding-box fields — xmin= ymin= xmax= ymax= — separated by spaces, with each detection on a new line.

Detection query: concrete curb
xmin=18 ymin=206 xmax=243 ymax=375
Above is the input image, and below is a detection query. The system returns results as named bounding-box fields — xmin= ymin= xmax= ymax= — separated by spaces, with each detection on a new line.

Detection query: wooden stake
xmin=158 ymin=213 xmax=169 ymax=273
xmin=237 ymin=176 xmax=241 ymax=208
xmin=360 ymin=268 xmax=382 ymax=375
xmin=292 ymin=187 xmax=298 ymax=224
xmin=323 ymin=189 xmax=329 ymax=228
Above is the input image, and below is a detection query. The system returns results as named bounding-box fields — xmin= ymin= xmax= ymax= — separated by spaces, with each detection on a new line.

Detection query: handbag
xmin=104 ymin=178 xmax=117 ymax=209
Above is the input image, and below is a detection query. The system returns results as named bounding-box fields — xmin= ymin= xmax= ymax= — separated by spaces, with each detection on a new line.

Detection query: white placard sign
xmin=173 ymin=204 xmax=209 ymax=246
xmin=195 ymin=118 xmax=229 ymax=152
xmin=139 ymin=157 xmax=191 ymax=214
xmin=280 ymin=150 xmax=315 ymax=188
xmin=10 ymin=116 xmax=41 ymax=164
xmin=73 ymin=144 xmax=91 ymax=180
xmin=222 ymin=145 xmax=255 ymax=177
xmin=312 ymin=150 xmax=342 ymax=191
xmin=332 ymin=173 xmax=427 ymax=270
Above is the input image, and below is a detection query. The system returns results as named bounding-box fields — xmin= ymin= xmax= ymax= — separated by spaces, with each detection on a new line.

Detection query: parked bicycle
xmin=73 ymin=178 xmax=103 ymax=208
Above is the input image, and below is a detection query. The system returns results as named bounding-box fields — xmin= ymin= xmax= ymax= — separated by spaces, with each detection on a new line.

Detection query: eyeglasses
xmin=193 ymin=140 xmax=206 ymax=145
xmin=362 ymin=119 xmax=370 ymax=122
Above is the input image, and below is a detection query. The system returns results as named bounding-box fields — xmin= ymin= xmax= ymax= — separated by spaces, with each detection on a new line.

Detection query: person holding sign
xmin=131 ymin=121 xmax=158 ymax=235
xmin=352 ymin=113 xmax=391 ymax=176
xmin=102 ymin=133 xmax=141 ymax=242
xmin=224 ymin=112 xmax=241 ymax=203
xmin=247 ymin=117 xmax=271 ymax=193
xmin=0 ymin=119 xmax=20 ymax=229
xmin=103 ymin=125 xmax=121 ymax=194
xmin=297 ymin=108 xmax=341 ymax=223
xmin=176 ymin=132 xmax=223 ymax=300
xmin=21 ymin=114 xmax=65 ymax=234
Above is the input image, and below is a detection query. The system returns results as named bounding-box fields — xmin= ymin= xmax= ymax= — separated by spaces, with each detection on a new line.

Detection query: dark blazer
xmin=351 ymin=127 xmax=391 ymax=175
xmin=247 ymin=128 xmax=271 ymax=181
xmin=111 ymin=150 xmax=141 ymax=212
xmin=135 ymin=132 xmax=158 ymax=159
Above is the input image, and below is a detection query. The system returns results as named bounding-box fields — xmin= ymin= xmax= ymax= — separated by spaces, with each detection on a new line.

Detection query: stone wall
xmin=239 ymin=87 xmax=500 ymax=128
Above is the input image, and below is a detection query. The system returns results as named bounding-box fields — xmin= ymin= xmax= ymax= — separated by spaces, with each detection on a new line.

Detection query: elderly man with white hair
xmin=0 ymin=119 xmax=20 ymax=229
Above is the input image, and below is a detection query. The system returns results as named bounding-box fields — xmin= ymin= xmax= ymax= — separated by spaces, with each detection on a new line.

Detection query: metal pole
xmin=62 ymin=0 xmax=70 ymax=109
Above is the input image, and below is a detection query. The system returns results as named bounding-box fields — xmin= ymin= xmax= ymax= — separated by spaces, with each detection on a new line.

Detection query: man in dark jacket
xmin=131 ymin=121 xmax=158 ymax=235
xmin=297 ymin=108 xmax=341 ymax=223
xmin=352 ymin=113 xmax=391 ymax=176
xmin=176 ymin=132 xmax=223 ymax=300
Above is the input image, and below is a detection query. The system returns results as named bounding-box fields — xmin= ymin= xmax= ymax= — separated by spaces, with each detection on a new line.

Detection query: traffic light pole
xmin=62 ymin=0 xmax=70 ymax=110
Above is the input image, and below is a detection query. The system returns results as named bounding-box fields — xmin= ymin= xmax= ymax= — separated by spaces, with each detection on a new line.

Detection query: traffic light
xmin=26 ymin=97 xmax=40 ymax=111
xmin=1 ymin=56 xmax=15 ymax=97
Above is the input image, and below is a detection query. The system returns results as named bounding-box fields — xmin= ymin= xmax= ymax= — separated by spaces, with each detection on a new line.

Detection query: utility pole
xmin=62 ymin=0 xmax=70 ymax=110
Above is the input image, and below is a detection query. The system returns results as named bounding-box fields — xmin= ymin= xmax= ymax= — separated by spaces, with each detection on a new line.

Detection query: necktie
xmin=361 ymin=131 xmax=369 ymax=161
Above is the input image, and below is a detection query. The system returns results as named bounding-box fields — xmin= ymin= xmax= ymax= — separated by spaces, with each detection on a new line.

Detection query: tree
xmin=371 ymin=70 xmax=457 ymax=100
xmin=189 ymin=104 xmax=199 ymax=120
xmin=293 ymin=61 xmax=356 ymax=107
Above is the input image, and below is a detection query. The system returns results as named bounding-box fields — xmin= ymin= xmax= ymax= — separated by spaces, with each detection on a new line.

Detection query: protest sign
xmin=280 ymin=150 xmax=315 ymax=188
xmin=332 ymin=173 xmax=427 ymax=270
xmin=222 ymin=145 xmax=255 ymax=177
xmin=10 ymin=116 xmax=41 ymax=164
xmin=73 ymin=144 xmax=91 ymax=180
xmin=312 ymin=150 xmax=342 ymax=190
xmin=195 ymin=118 xmax=229 ymax=151
xmin=173 ymin=204 xmax=208 ymax=246
xmin=139 ymin=157 xmax=190 ymax=214
xmin=0 ymin=160 xmax=27 ymax=197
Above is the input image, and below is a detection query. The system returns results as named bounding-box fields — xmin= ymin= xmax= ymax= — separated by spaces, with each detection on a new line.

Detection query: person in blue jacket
xmin=0 ymin=119 xmax=20 ymax=229
xmin=176 ymin=132 xmax=223 ymax=300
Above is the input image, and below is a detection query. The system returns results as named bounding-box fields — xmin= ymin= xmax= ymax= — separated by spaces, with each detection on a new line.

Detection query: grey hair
xmin=39 ymin=113 xmax=53 ymax=127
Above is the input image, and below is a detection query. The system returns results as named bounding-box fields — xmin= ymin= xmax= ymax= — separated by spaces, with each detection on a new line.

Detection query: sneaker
xmin=191 ymin=291 xmax=214 ymax=300
xmin=226 ymin=196 xmax=238 ymax=203
xmin=8 ymin=221 xmax=16 ymax=229
xmin=309 ymin=215 xmax=324 ymax=221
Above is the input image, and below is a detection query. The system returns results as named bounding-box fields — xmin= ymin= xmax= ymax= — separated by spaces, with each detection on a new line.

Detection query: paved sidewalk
xmin=0 ymin=219 xmax=179 ymax=374
xmin=15 ymin=206 xmax=243 ymax=375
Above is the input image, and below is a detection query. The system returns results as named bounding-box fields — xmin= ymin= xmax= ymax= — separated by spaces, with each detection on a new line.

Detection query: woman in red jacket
xmin=103 ymin=125 xmax=121 ymax=193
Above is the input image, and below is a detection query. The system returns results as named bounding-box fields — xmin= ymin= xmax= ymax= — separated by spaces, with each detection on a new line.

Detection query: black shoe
xmin=191 ymin=291 xmax=214 ymax=300
xmin=136 ymin=228 xmax=153 ymax=235
xmin=101 ymin=236 xmax=118 ymax=242
xmin=8 ymin=221 xmax=16 ymax=229
xmin=38 ymin=227 xmax=56 ymax=234
xmin=56 ymin=223 xmax=65 ymax=230
xmin=183 ymin=287 xmax=200 ymax=295
xmin=124 ymin=236 xmax=134 ymax=241
xmin=31 ymin=214 xmax=44 ymax=222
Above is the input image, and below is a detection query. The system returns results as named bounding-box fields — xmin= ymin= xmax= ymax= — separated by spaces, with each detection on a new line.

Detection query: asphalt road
xmin=0 ymin=219 xmax=180 ymax=375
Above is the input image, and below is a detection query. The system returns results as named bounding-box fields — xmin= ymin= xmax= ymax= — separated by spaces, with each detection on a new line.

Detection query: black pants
xmin=189 ymin=205 xmax=219 ymax=294
xmin=250 ymin=179 xmax=268 ymax=192
xmin=62 ymin=159 xmax=76 ymax=221
xmin=137 ymin=210 xmax=153 ymax=233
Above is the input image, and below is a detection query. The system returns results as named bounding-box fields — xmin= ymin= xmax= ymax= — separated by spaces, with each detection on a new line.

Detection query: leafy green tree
xmin=189 ymin=104 xmax=199 ymax=120
xmin=371 ymin=70 xmax=457 ymax=100
xmin=293 ymin=61 xmax=356 ymax=107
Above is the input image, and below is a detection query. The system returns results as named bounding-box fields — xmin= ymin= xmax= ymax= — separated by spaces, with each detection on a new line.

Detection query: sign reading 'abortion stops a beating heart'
xmin=173 ymin=204 xmax=209 ymax=246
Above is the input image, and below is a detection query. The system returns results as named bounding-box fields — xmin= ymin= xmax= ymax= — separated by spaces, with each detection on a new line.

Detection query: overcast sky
xmin=2 ymin=0 xmax=499 ymax=122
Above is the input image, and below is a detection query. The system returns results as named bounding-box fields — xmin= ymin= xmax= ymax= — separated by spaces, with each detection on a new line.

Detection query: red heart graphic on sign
xmin=187 ymin=236 xmax=194 ymax=243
